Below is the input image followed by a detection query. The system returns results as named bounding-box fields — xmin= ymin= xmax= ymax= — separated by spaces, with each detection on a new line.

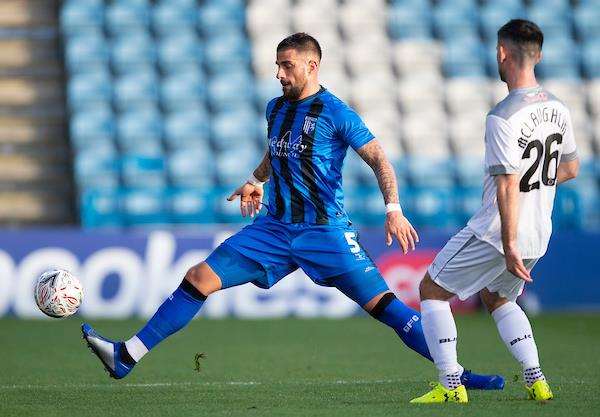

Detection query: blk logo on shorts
xmin=439 ymin=337 xmax=457 ymax=344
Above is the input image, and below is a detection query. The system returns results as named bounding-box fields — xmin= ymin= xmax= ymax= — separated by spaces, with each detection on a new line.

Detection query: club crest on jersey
xmin=303 ymin=116 xmax=317 ymax=136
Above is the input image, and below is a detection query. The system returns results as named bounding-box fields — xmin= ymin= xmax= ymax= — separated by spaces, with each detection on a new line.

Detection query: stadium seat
xmin=197 ymin=2 xmax=246 ymax=38
xmin=70 ymin=108 xmax=115 ymax=150
xmin=207 ymin=71 xmax=255 ymax=112
xmin=156 ymin=31 xmax=203 ymax=73
xmin=527 ymin=4 xmax=572 ymax=40
xmin=204 ymin=33 xmax=252 ymax=73
xmin=574 ymin=3 xmax=600 ymax=40
xmin=67 ymin=70 xmax=112 ymax=111
xmin=152 ymin=0 xmax=197 ymax=36
xmin=60 ymin=0 xmax=104 ymax=35
xmin=445 ymin=77 xmax=491 ymax=115
xmin=105 ymin=0 xmax=150 ymax=36
xmin=121 ymin=154 xmax=166 ymax=188
xmin=80 ymin=188 xmax=124 ymax=228
xmin=211 ymin=106 xmax=260 ymax=151
xmin=113 ymin=70 xmax=159 ymax=111
xmin=168 ymin=188 xmax=217 ymax=224
xmin=164 ymin=107 xmax=211 ymax=150
xmin=122 ymin=188 xmax=170 ymax=226
xmin=405 ymin=156 xmax=455 ymax=188
xmin=454 ymin=185 xmax=484 ymax=225
xmin=215 ymin=148 xmax=262 ymax=186
xmin=116 ymin=109 xmax=163 ymax=153
xmin=65 ymin=32 xmax=109 ymax=73
xmin=167 ymin=148 xmax=215 ymax=188
xmin=160 ymin=69 xmax=207 ymax=111
xmin=582 ymin=40 xmax=600 ymax=79
xmin=388 ymin=1 xmax=432 ymax=40
xmin=111 ymin=32 xmax=156 ymax=73
xmin=536 ymin=36 xmax=580 ymax=79
xmin=74 ymin=147 xmax=119 ymax=189
xmin=433 ymin=2 xmax=480 ymax=40
xmin=443 ymin=36 xmax=487 ymax=78
xmin=405 ymin=186 xmax=460 ymax=229
xmin=479 ymin=2 xmax=526 ymax=41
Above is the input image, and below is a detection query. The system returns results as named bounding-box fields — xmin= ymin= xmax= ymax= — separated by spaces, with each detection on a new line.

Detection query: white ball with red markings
xmin=34 ymin=269 xmax=83 ymax=318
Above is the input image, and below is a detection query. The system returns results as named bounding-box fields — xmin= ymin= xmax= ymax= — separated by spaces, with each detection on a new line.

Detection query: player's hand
xmin=504 ymin=245 xmax=532 ymax=282
xmin=227 ymin=182 xmax=263 ymax=218
xmin=385 ymin=211 xmax=419 ymax=254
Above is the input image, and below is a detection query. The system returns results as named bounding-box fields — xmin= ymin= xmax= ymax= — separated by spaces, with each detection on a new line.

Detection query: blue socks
xmin=370 ymin=293 xmax=432 ymax=361
xmin=136 ymin=280 xmax=206 ymax=351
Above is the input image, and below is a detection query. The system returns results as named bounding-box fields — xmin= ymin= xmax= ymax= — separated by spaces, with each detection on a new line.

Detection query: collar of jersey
xmin=285 ymin=85 xmax=326 ymax=105
xmin=509 ymin=85 xmax=541 ymax=95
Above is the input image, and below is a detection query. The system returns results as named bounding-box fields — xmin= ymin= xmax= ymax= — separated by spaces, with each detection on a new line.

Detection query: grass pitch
xmin=1 ymin=314 xmax=599 ymax=417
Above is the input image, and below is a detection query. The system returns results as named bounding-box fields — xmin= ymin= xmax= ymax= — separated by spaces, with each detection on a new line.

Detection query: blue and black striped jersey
xmin=264 ymin=87 xmax=374 ymax=225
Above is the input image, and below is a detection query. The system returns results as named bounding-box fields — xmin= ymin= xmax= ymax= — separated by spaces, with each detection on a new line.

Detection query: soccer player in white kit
xmin=411 ymin=19 xmax=580 ymax=404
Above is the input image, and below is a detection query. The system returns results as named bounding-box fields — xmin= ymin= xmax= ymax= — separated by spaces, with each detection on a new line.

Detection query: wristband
xmin=385 ymin=203 xmax=403 ymax=214
xmin=247 ymin=174 xmax=265 ymax=187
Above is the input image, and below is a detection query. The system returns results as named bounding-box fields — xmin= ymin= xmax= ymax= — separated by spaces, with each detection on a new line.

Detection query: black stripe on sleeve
xmin=300 ymin=98 xmax=328 ymax=224
xmin=276 ymin=102 xmax=303 ymax=221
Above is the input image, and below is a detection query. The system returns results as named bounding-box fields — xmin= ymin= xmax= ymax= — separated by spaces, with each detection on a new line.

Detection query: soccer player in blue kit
xmin=82 ymin=33 xmax=503 ymax=390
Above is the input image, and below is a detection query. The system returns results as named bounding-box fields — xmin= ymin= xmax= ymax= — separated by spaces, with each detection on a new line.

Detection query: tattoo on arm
xmin=356 ymin=140 xmax=399 ymax=205
xmin=253 ymin=151 xmax=271 ymax=182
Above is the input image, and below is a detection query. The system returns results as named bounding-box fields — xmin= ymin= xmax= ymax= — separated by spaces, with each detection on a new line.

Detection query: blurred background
xmin=0 ymin=0 xmax=599 ymax=319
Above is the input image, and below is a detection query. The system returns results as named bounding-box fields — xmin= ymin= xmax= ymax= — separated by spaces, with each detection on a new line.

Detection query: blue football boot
xmin=460 ymin=369 xmax=505 ymax=390
xmin=81 ymin=323 xmax=135 ymax=379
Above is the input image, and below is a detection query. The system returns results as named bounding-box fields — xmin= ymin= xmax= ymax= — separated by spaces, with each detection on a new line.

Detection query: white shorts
xmin=427 ymin=227 xmax=538 ymax=302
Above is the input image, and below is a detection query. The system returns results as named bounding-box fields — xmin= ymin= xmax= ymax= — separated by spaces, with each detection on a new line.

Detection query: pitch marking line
xmin=0 ymin=379 xmax=402 ymax=390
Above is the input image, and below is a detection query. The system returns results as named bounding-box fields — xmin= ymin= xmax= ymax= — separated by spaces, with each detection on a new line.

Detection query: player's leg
xmin=480 ymin=260 xmax=553 ymax=400
xmin=82 ymin=216 xmax=295 ymax=379
xmin=293 ymin=226 xmax=503 ymax=390
xmin=411 ymin=229 xmax=511 ymax=403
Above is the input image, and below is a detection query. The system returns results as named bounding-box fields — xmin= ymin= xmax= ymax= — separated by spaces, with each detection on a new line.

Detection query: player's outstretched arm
xmin=356 ymin=140 xmax=419 ymax=254
xmin=227 ymin=151 xmax=271 ymax=218
xmin=556 ymin=158 xmax=579 ymax=185
xmin=495 ymin=174 xmax=532 ymax=282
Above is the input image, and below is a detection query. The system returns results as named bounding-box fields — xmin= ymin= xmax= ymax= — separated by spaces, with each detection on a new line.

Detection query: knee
xmin=480 ymin=288 xmax=508 ymax=313
xmin=184 ymin=262 xmax=221 ymax=296
xmin=419 ymin=273 xmax=454 ymax=301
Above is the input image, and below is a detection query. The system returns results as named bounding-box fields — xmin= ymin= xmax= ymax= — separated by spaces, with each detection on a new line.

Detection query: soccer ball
xmin=34 ymin=269 xmax=83 ymax=318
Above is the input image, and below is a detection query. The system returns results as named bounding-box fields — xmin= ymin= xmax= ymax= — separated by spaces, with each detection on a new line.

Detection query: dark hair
xmin=277 ymin=32 xmax=322 ymax=61
xmin=498 ymin=19 xmax=544 ymax=61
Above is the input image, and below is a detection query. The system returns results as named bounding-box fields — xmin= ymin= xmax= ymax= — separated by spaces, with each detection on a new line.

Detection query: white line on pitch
xmin=0 ymin=379 xmax=402 ymax=390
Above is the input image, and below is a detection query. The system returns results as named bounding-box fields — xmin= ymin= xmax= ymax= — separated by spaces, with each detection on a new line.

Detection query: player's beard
xmin=498 ymin=65 xmax=507 ymax=83
xmin=281 ymin=82 xmax=303 ymax=100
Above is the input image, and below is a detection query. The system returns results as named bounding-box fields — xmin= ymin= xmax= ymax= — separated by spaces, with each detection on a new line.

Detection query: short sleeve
xmin=485 ymin=115 xmax=521 ymax=175
xmin=336 ymin=106 xmax=375 ymax=150
xmin=561 ymin=110 xmax=578 ymax=162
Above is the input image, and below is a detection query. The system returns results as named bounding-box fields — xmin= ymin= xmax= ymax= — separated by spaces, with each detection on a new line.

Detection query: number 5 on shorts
xmin=344 ymin=232 xmax=361 ymax=254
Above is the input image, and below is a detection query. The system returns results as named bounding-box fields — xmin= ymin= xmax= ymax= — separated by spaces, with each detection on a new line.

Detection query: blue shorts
xmin=205 ymin=214 xmax=389 ymax=307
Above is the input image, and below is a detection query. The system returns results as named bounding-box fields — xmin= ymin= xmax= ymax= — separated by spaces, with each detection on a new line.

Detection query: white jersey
xmin=467 ymin=85 xmax=578 ymax=259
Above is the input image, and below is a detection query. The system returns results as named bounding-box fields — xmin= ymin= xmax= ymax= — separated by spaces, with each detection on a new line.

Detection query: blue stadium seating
xmin=74 ymin=147 xmax=119 ymax=189
xmin=67 ymin=70 xmax=112 ymax=111
xmin=60 ymin=0 xmax=104 ymax=35
xmin=169 ymin=188 xmax=217 ymax=224
xmin=164 ymin=107 xmax=210 ymax=150
xmin=574 ymin=3 xmax=600 ymax=40
xmin=122 ymin=188 xmax=170 ymax=226
xmin=116 ymin=108 xmax=163 ymax=153
xmin=65 ymin=32 xmax=108 ymax=73
xmin=114 ymin=70 xmax=159 ymax=110
xmin=157 ymin=31 xmax=203 ymax=73
xmin=167 ymin=148 xmax=215 ymax=188
xmin=121 ymin=154 xmax=166 ymax=188
xmin=388 ymin=1 xmax=432 ymax=40
xmin=152 ymin=1 xmax=197 ymax=36
xmin=111 ymin=32 xmax=156 ymax=72
xmin=105 ymin=0 xmax=150 ymax=36
xmin=80 ymin=188 xmax=123 ymax=228
xmin=70 ymin=108 xmax=115 ymax=150
xmin=443 ymin=36 xmax=487 ymax=77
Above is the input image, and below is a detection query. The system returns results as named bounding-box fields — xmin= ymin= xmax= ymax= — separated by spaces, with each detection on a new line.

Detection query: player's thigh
xmin=485 ymin=258 xmax=539 ymax=303
xmin=428 ymin=228 xmax=507 ymax=301
xmin=292 ymin=225 xmax=389 ymax=307
xmin=205 ymin=216 xmax=297 ymax=290
xmin=292 ymin=226 xmax=373 ymax=283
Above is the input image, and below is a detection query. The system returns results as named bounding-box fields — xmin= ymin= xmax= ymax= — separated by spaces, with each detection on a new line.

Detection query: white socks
xmin=492 ymin=302 xmax=545 ymax=386
xmin=421 ymin=299 xmax=464 ymax=389
xmin=125 ymin=336 xmax=149 ymax=363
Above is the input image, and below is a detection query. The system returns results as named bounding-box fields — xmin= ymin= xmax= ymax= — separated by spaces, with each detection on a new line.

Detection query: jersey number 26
xmin=520 ymin=133 xmax=563 ymax=192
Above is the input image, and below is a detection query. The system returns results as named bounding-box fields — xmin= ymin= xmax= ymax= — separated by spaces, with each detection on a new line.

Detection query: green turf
xmin=1 ymin=314 xmax=599 ymax=417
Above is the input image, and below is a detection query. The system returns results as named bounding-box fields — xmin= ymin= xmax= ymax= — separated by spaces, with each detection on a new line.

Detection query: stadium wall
xmin=1 ymin=228 xmax=598 ymax=318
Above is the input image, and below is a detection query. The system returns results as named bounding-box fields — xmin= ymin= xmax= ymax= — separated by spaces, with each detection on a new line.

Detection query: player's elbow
xmin=566 ymin=161 xmax=580 ymax=180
